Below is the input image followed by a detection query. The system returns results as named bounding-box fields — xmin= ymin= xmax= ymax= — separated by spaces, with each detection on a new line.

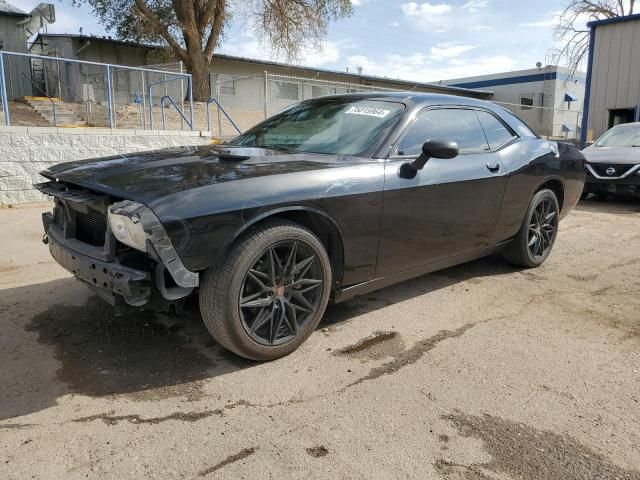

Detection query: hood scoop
xmin=217 ymin=152 xmax=251 ymax=162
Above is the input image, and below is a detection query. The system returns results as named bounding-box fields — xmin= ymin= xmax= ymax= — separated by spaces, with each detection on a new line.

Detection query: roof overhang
xmin=587 ymin=13 xmax=640 ymax=29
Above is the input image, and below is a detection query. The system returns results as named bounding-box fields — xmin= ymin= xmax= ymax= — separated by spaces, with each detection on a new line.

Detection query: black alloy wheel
xmin=239 ymin=240 xmax=324 ymax=346
xmin=199 ymin=220 xmax=332 ymax=361
xmin=503 ymin=188 xmax=560 ymax=268
xmin=527 ymin=196 xmax=558 ymax=260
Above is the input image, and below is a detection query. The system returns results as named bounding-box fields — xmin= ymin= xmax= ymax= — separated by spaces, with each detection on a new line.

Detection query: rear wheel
xmin=199 ymin=220 xmax=332 ymax=361
xmin=503 ymin=189 xmax=559 ymax=268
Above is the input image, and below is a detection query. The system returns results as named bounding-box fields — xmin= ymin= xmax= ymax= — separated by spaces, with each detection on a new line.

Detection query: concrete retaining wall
xmin=0 ymin=126 xmax=213 ymax=204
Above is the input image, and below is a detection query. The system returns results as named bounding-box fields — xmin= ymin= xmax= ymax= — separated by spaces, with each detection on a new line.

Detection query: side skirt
xmin=333 ymin=241 xmax=510 ymax=303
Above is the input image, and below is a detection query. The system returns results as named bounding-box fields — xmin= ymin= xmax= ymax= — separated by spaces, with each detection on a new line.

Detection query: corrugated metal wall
xmin=588 ymin=19 xmax=640 ymax=140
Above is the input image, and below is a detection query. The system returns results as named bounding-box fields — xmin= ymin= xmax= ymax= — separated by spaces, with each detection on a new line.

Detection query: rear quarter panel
xmin=491 ymin=140 xmax=585 ymax=244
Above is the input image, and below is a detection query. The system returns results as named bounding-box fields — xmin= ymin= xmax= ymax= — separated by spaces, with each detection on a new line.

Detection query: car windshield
xmin=230 ymin=99 xmax=405 ymax=156
xmin=595 ymin=124 xmax=640 ymax=147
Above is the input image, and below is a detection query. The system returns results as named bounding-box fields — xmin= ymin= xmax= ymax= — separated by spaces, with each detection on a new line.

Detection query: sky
xmin=12 ymin=0 xmax=570 ymax=82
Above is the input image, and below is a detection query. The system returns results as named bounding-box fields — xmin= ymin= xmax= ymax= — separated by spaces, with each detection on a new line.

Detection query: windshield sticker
xmin=345 ymin=106 xmax=391 ymax=118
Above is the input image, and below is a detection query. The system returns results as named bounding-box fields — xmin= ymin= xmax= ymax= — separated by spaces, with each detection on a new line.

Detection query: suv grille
xmin=75 ymin=209 xmax=108 ymax=247
xmin=590 ymin=163 xmax=636 ymax=177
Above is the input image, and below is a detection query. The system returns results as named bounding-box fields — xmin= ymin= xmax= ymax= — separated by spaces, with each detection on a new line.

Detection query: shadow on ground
xmin=0 ymin=254 xmax=518 ymax=421
xmin=576 ymin=195 xmax=640 ymax=215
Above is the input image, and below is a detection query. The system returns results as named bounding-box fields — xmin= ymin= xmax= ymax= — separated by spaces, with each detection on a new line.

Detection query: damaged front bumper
xmin=38 ymin=184 xmax=199 ymax=308
xmin=45 ymin=223 xmax=152 ymax=306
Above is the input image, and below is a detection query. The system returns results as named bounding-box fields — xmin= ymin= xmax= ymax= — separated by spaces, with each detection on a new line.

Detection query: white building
xmin=442 ymin=66 xmax=585 ymax=140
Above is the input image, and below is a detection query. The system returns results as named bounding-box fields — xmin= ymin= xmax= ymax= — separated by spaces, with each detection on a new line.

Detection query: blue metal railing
xmin=206 ymin=97 xmax=241 ymax=134
xmin=20 ymin=72 xmax=58 ymax=126
xmin=160 ymin=95 xmax=193 ymax=130
xmin=148 ymin=77 xmax=194 ymax=131
xmin=0 ymin=53 xmax=9 ymax=126
xmin=0 ymin=50 xmax=193 ymax=130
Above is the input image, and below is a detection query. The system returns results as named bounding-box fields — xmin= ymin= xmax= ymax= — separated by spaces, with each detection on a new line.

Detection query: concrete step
xmin=20 ymin=97 xmax=86 ymax=127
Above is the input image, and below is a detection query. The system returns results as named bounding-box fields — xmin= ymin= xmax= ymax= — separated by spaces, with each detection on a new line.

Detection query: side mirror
xmin=399 ymin=139 xmax=459 ymax=179
xmin=413 ymin=139 xmax=459 ymax=170
xmin=423 ymin=139 xmax=459 ymax=159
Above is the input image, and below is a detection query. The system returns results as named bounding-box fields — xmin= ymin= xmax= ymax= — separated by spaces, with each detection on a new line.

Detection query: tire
xmin=199 ymin=220 xmax=332 ymax=361
xmin=503 ymin=189 xmax=560 ymax=268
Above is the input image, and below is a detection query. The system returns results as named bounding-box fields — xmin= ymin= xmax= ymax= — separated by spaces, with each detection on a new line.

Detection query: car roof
xmin=306 ymin=91 xmax=500 ymax=110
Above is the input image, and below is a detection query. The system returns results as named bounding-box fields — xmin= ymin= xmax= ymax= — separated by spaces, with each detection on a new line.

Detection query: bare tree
xmin=80 ymin=0 xmax=352 ymax=100
xmin=555 ymin=0 xmax=636 ymax=79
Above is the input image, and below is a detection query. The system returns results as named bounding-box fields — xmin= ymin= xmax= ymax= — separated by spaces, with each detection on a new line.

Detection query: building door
xmin=608 ymin=108 xmax=635 ymax=128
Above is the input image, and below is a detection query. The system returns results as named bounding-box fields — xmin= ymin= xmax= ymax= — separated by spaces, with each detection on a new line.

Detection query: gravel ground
xmin=0 ymin=199 xmax=639 ymax=480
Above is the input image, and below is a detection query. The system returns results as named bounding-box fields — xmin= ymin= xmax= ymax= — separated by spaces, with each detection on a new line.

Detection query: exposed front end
xmin=36 ymin=181 xmax=198 ymax=310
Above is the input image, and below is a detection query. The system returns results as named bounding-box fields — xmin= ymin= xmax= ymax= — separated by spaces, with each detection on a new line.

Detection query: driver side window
xmin=397 ymin=108 xmax=490 ymax=156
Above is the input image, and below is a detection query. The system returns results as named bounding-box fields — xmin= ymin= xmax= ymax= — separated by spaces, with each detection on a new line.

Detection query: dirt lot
xmin=1 ymin=199 xmax=639 ymax=480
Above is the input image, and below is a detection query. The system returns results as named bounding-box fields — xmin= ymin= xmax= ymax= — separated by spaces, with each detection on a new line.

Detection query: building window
xmin=273 ymin=81 xmax=298 ymax=100
xmin=520 ymin=95 xmax=534 ymax=110
xmin=218 ymin=75 xmax=236 ymax=96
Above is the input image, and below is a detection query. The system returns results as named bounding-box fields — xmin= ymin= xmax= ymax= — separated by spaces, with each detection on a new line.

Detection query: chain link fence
xmin=493 ymin=100 xmax=583 ymax=142
xmin=0 ymin=52 xmax=193 ymax=130
xmin=0 ymin=51 xmax=584 ymax=141
xmin=207 ymin=72 xmax=583 ymax=141
xmin=207 ymin=72 xmax=401 ymax=136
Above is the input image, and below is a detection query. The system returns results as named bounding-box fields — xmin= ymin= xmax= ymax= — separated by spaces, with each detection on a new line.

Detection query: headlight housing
xmin=108 ymin=207 xmax=148 ymax=252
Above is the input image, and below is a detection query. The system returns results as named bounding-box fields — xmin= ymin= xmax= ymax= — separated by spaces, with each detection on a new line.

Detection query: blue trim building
xmin=443 ymin=66 xmax=585 ymax=140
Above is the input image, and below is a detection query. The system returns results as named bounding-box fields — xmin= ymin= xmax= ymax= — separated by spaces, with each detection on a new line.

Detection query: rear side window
xmin=397 ymin=108 xmax=490 ymax=156
xmin=495 ymin=107 xmax=538 ymax=138
xmin=475 ymin=110 xmax=517 ymax=150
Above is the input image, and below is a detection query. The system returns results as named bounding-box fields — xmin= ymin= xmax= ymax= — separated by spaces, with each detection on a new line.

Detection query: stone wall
xmin=0 ymin=126 xmax=213 ymax=204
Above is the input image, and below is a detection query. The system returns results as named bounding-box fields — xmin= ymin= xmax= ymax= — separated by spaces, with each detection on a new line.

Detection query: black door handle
xmin=486 ymin=162 xmax=500 ymax=173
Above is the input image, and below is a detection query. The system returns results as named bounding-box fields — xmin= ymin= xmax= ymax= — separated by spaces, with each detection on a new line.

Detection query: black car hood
xmin=40 ymin=145 xmax=362 ymax=203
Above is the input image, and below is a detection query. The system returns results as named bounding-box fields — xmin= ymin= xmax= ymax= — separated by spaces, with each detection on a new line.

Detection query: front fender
xmin=230 ymin=205 xmax=345 ymax=247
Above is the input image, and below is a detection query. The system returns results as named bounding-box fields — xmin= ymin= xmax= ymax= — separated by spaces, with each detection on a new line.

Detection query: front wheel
xmin=199 ymin=220 xmax=332 ymax=361
xmin=503 ymin=188 xmax=560 ymax=268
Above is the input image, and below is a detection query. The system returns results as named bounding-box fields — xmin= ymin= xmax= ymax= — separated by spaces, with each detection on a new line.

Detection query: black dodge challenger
xmin=36 ymin=93 xmax=585 ymax=360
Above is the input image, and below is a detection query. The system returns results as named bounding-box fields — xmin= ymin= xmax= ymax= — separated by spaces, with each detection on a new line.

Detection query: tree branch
xmin=133 ymin=0 xmax=187 ymax=60
xmin=204 ymin=0 xmax=225 ymax=59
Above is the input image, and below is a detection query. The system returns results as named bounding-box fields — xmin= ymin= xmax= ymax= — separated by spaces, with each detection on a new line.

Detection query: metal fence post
xmin=0 ymin=53 xmax=9 ymax=126
xmin=263 ymin=71 xmax=268 ymax=119
xmin=188 ymin=75 xmax=194 ymax=131
xmin=216 ymin=80 xmax=222 ymax=136
xmin=179 ymin=61 xmax=185 ymax=130
xmin=141 ymin=71 xmax=146 ymax=129
xmin=105 ymin=64 xmax=114 ymax=128
xmin=7 ymin=54 xmax=13 ymax=99
xmin=148 ymin=82 xmax=154 ymax=130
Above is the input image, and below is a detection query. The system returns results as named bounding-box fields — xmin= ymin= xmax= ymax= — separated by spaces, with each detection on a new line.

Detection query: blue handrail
xmin=206 ymin=97 xmax=241 ymax=134
xmin=0 ymin=53 xmax=9 ymax=125
xmin=148 ymin=77 xmax=193 ymax=131
xmin=160 ymin=95 xmax=192 ymax=130
xmin=21 ymin=72 xmax=57 ymax=126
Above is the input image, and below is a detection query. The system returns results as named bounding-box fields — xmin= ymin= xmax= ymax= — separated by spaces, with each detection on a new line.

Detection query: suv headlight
xmin=108 ymin=207 xmax=148 ymax=252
